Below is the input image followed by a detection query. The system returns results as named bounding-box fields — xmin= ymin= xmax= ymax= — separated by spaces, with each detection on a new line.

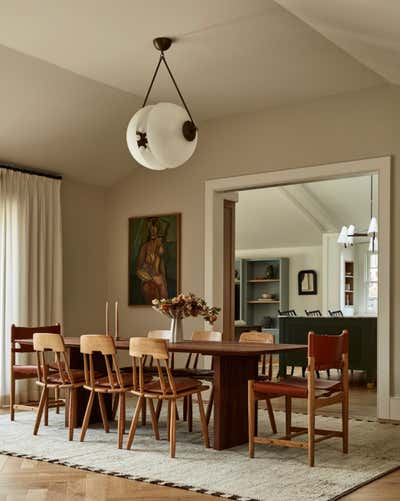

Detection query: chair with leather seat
xmin=248 ymin=330 xmax=349 ymax=466
xmin=127 ymin=337 xmax=210 ymax=458
xmin=80 ymin=334 xmax=148 ymax=449
xmin=10 ymin=323 xmax=64 ymax=421
xmin=33 ymin=332 xmax=85 ymax=440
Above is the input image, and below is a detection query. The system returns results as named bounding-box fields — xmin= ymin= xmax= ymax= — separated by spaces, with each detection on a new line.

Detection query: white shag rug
xmin=0 ymin=407 xmax=399 ymax=501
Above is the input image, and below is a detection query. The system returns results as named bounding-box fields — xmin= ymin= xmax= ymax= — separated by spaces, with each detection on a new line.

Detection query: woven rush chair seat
xmin=47 ymin=369 xmax=87 ymax=385
xmin=253 ymin=376 xmax=342 ymax=398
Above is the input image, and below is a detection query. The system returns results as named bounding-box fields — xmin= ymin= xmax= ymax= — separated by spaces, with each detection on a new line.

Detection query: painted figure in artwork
xmin=135 ymin=218 xmax=168 ymax=304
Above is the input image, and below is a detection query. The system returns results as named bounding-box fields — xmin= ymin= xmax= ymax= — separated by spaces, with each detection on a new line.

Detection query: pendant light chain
xmin=142 ymin=50 xmax=197 ymax=129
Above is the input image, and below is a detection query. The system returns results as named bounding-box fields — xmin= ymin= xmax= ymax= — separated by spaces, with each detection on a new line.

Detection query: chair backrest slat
xmin=185 ymin=331 xmax=222 ymax=369
xmin=305 ymin=309 xmax=322 ymax=317
xmin=33 ymin=332 xmax=74 ymax=385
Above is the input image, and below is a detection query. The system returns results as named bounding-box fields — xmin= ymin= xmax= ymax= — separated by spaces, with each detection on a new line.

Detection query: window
xmin=365 ymin=253 xmax=378 ymax=315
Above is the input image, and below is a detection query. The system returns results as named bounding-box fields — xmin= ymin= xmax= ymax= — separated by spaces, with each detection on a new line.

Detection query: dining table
xmin=18 ymin=337 xmax=306 ymax=450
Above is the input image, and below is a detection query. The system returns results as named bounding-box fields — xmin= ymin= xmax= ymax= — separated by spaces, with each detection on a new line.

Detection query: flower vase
xmin=170 ymin=317 xmax=183 ymax=342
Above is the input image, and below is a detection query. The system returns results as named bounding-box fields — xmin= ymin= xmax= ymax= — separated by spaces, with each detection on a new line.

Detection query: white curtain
xmin=0 ymin=168 xmax=63 ymax=405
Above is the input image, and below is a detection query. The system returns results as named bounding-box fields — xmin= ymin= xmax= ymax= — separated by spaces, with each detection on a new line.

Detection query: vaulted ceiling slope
xmin=236 ymin=175 xmax=378 ymax=249
xmin=276 ymin=0 xmax=400 ymax=84
xmin=0 ymin=0 xmax=387 ymax=122
xmin=0 ymin=1 xmax=395 ymax=186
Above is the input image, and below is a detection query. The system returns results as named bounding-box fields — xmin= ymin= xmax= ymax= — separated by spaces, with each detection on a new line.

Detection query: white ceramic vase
xmin=170 ymin=317 xmax=183 ymax=342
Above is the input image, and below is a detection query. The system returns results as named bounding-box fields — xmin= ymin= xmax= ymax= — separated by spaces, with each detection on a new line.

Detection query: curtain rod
xmin=0 ymin=162 xmax=62 ymax=180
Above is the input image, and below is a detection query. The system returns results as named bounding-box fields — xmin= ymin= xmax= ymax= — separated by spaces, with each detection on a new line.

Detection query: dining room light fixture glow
xmin=126 ymin=37 xmax=198 ymax=170
xmin=337 ymin=176 xmax=378 ymax=251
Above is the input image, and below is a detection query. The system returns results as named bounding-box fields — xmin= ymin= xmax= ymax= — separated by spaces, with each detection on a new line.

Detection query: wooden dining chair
xmin=239 ymin=331 xmax=277 ymax=433
xmin=10 ymin=324 xmax=63 ymax=421
xmin=172 ymin=330 xmax=222 ymax=429
xmin=80 ymin=335 xmax=138 ymax=449
xmin=33 ymin=332 xmax=85 ymax=440
xmin=127 ymin=337 xmax=210 ymax=458
xmin=248 ymin=330 xmax=349 ymax=466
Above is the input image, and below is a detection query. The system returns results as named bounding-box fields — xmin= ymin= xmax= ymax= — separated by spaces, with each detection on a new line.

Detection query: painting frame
xmin=128 ymin=212 xmax=181 ymax=306
xmin=298 ymin=269 xmax=318 ymax=295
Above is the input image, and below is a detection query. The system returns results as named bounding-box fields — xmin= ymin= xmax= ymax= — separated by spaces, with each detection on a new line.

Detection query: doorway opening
xmin=204 ymin=157 xmax=391 ymax=421
xmin=231 ymin=175 xmax=378 ymax=420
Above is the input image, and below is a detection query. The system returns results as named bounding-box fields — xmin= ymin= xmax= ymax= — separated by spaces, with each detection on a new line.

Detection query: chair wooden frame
xmin=239 ymin=331 xmax=277 ymax=433
xmin=80 ymin=334 xmax=133 ymax=449
xmin=328 ymin=309 xmax=344 ymax=317
xmin=178 ymin=331 xmax=222 ymax=429
xmin=305 ymin=309 xmax=322 ymax=317
xmin=33 ymin=332 xmax=82 ymax=440
xmin=127 ymin=337 xmax=210 ymax=458
xmin=10 ymin=323 xmax=63 ymax=421
xmin=248 ymin=330 xmax=349 ymax=466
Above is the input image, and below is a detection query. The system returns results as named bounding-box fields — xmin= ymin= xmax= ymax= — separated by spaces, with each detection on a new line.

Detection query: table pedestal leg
xmin=213 ymin=355 xmax=259 ymax=450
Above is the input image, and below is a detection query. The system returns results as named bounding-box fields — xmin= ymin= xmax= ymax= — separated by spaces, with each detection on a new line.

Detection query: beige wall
xmin=105 ymin=84 xmax=400 ymax=393
xmin=62 ymin=179 xmax=106 ymax=337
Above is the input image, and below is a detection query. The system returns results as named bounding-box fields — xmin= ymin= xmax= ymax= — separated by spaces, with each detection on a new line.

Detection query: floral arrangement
xmin=152 ymin=293 xmax=220 ymax=324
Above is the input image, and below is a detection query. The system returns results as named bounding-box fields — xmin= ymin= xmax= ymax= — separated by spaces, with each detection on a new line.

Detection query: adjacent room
xmin=233 ymin=175 xmax=379 ymax=420
xmin=0 ymin=1 xmax=399 ymax=500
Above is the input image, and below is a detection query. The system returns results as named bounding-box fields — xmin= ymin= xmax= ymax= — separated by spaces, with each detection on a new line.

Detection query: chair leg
xmin=118 ymin=393 xmax=126 ymax=449
xmin=44 ymin=390 xmax=49 ymax=426
xmin=308 ymin=398 xmax=315 ymax=467
xmin=148 ymin=399 xmax=160 ymax=440
xmin=80 ymin=390 xmax=95 ymax=442
xmin=327 ymin=369 xmax=331 ymax=379
xmin=68 ymin=388 xmax=76 ymax=441
xmin=141 ymin=397 xmax=147 ymax=426
xmin=285 ymin=396 xmax=292 ymax=437
xmin=155 ymin=399 xmax=163 ymax=422
xmin=167 ymin=400 xmax=171 ymax=441
xmin=248 ymin=381 xmax=255 ymax=458
xmin=183 ymin=395 xmax=187 ymax=421
xmin=187 ymin=394 xmax=193 ymax=432
xmin=170 ymin=398 xmax=177 ymax=458
xmin=111 ymin=393 xmax=119 ymax=421
xmin=127 ymin=397 xmax=143 ymax=450
xmin=261 ymin=354 xmax=266 ymax=375
xmin=55 ymin=386 xmax=60 ymax=414
xmin=98 ymin=393 xmax=110 ymax=433
xmin=205 ymin=386 xmax=214 ymax=425
xmin=290 ymin=366 xmax=295 ymax=376
xmin=266 ymin=398 xmax=277 ymax=434
xmin=342 ymin=395 xmax=349 ymax=454
xmin=33 ymin=387 xmax=48 ymax=436
xmin=302 ymin=366 xmax=306 ymax=378
xmin=10 ymin=377 xmax=15 ymax=421
xmin=197 ymin=392 xmax=210 ymax=448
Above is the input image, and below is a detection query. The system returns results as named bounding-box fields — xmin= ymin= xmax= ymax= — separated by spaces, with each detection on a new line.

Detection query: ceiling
xmin=0 ymin=1 xmax=396 ymax=185
xmin=236 ymin=175 xmax=378 ymax=249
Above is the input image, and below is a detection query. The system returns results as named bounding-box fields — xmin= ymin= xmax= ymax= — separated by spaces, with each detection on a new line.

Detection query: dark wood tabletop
xmin=18 ymin=336 xmax=306 ymax=356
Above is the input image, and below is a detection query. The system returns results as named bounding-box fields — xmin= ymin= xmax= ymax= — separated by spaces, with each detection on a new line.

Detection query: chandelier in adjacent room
xmin=337 ymin=175 xmax=378 ymax=251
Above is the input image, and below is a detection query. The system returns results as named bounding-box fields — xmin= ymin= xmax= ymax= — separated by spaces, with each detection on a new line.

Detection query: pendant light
xmin=337 ymin=176 xmax=378 ymax=250
xmin=126 ymin=37 xmax=198 ymax=170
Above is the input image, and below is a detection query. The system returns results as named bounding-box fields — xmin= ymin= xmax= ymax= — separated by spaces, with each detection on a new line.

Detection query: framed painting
xmin=128 ymin=213 xmax=181 ymax=306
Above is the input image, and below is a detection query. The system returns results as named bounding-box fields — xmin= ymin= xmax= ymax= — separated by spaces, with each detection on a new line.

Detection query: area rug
xmin=0 ymin=408 xmax=398 ymax=501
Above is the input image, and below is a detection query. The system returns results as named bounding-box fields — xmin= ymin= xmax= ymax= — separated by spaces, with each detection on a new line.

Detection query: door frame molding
xmin=204 ymin=156 xmax=392 ymax=420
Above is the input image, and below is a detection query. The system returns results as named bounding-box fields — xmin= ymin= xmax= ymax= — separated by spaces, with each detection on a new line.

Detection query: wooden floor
xmin=1 ymin=377 xmax=398 ymax=501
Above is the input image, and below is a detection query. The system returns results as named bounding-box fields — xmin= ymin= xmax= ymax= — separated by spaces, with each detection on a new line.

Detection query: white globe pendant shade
xmin=126 ymin=102 xmax=198 ymax=170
